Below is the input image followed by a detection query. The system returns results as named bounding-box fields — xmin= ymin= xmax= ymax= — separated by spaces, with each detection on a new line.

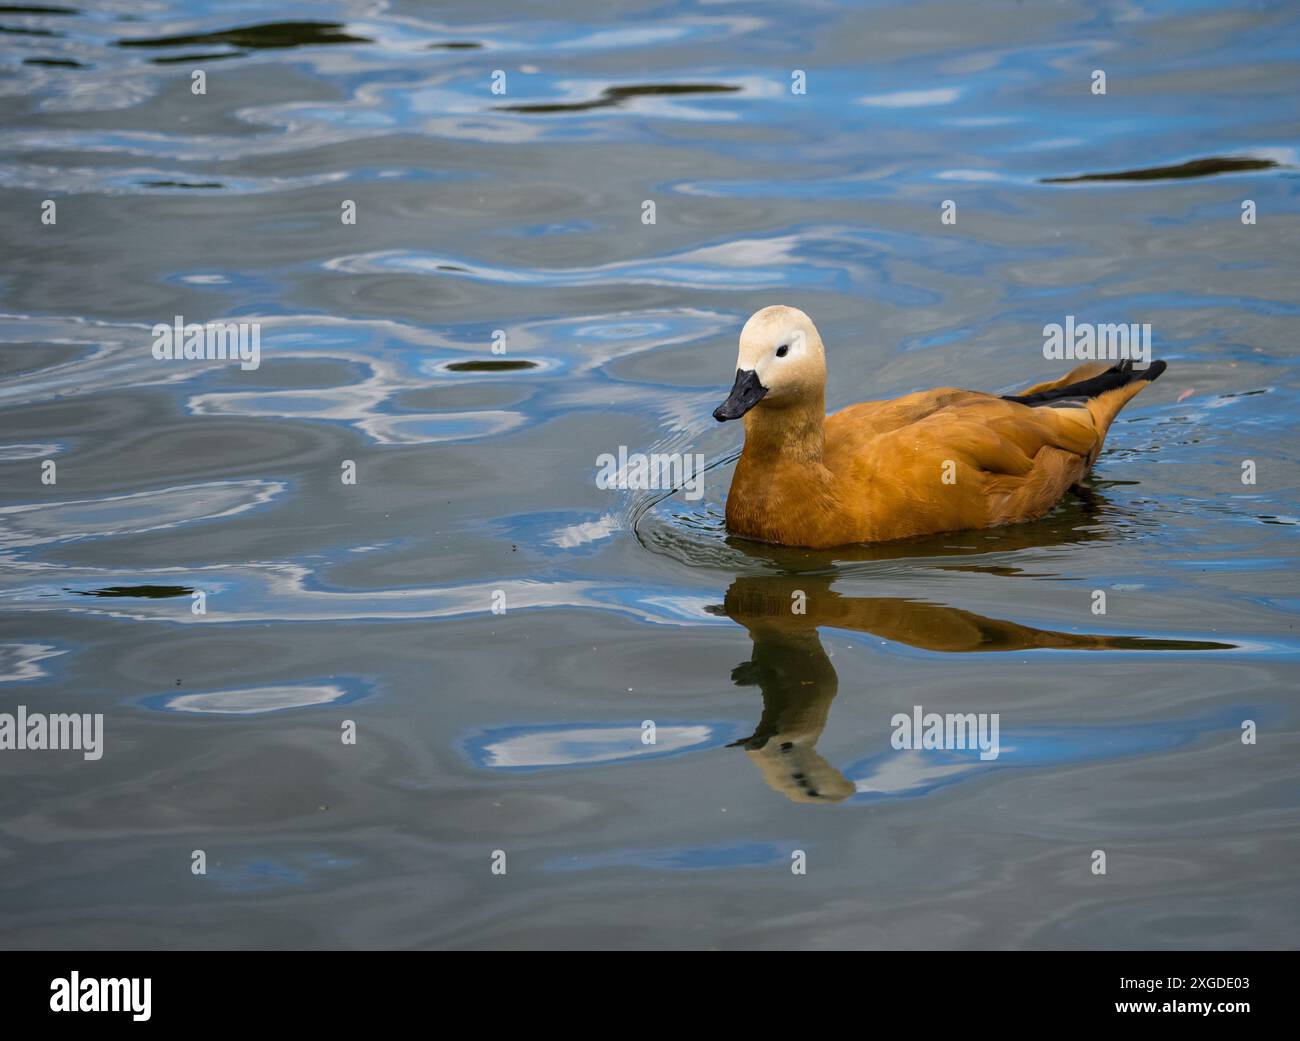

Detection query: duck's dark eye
xmin=775 ymin=344 xmax=789 ymax=358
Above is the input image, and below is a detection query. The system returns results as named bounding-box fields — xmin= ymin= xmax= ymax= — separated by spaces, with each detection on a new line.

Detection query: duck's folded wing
xmin=827 ymin=369 xmax=1163 ymax=538
xmin=849 ymin=397 xmax=1102 ymax=535
xmin=900 ymin=397 xmax=1100 ymax=476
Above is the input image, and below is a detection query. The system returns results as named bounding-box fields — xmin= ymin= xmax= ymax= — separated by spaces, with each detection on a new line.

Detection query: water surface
xmin=1 ymin=0 xmax=1298 ymax=949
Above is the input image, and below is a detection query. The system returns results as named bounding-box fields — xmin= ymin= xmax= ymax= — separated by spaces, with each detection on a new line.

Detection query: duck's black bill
xmin=713 ymin=368 xmax=767 ymax=421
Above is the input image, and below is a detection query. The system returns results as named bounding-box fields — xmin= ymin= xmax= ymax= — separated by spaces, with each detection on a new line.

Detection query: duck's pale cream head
xmin=713 ymin=305 xmax=827 ymax=421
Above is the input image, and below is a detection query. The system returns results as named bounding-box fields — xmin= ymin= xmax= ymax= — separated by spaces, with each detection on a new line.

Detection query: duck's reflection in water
xmin=715 ymin=575 xmax=851 ymax=803
xmin=710 ymin=508 xmax=1232 ymax=804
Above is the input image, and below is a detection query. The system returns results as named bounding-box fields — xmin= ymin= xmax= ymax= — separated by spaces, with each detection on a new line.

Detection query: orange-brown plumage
xmin=714 ymin=306 xmax=1166 ymax=548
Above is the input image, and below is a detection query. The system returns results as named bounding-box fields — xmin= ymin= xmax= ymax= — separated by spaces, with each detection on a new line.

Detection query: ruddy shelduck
xmin=714 ymin=305 xmax=1166 ymax=548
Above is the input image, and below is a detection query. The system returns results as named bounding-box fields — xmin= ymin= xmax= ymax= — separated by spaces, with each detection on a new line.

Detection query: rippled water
xmin=1 ymin=0 xmax=1298 ymax=949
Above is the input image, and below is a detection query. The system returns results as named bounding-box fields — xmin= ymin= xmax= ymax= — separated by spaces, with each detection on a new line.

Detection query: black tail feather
xmin=1003 ymin=359 xmax=1166 ymax=406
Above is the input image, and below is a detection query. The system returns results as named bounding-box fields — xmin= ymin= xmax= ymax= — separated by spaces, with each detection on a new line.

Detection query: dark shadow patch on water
xmin=0 ymin=4 xmax=78 ymax=12
xmin=116 ymin=21 xmax=370 ymax=51
xmin=23 ymin=56 xmax=81 ymax=66
xmin=74 ymin=585 xmax=194 ymax=598
xmin=150 ymin=51 xmax=247 ymax=64
xmin=141 ymin=180 xmax=224 ymax=190
xmin=1043 ymin=156 xmax=1280 ymax=184
xmin=0 ymin=23 xmax=58 ymax=35
xmin=428 ymin=41 xmax=481 ymax=50
xmin=445 ymin=359 xmax=538 ymax=372
xmin=498 ymin=82 xmax=740 ymax=114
